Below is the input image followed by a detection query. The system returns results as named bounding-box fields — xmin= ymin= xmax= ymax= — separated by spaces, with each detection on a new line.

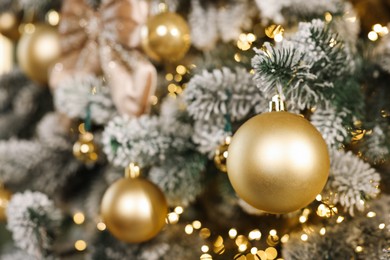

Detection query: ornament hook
xmin=269 ymin=95 xmax=286 ymax=112
xmin=125 ymin=163 xmax=140 ymax=179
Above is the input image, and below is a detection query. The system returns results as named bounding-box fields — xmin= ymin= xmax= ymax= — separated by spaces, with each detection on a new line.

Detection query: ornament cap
xmin=269 ymin=95 xmax=286 ymax=112
xmin=125 ymin=163 xmax=141 ymax=179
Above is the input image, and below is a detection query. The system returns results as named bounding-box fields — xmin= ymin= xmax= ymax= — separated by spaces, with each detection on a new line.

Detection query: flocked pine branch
xmin=323 ymin=149 xmax=381 ymax=215
xmin=149 ymin=152 xmax=206 ymax=207
xmin=360 ymin=125 xmax=390 ymax=163
xmin=102 ymin=115 xmax=170 ymax=168
xmin=0 ymin=113 xmax=81 ymax=195
xmin=54 ymin=75 xmax=116 ymax=125
xmin=311 ymin=103 xmax=349 ymax=147
xmin=6 ymin=191 xmax=62 ymax=259
xmin=184 ymin=66 xmax=265 ymax=122
xmin=255 ymin=0 xmax=344 ymax=24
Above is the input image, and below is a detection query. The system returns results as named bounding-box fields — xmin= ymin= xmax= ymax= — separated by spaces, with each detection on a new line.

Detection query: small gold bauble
xmin=17 ymin=23 xmax=61 ymax=84
xmin=100 ymin=176 xmax=168 ymax=243
xmin=0 ymin=12 xmax=21 ymax=41
xmin=214 ymin=136 xmax=231 ymax=173
xmin=73 ymin=132 xmax=98 ymax=164
xmin=227 ymin=111 xmax=330 ymax=214
xmin=0 ymin=186 xmax=12 ymax=221
xmin=141 ymin=11 xmax=191 ymax=62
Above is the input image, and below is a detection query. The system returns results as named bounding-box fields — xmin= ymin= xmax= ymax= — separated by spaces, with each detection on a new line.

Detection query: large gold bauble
xmin=100 ymin=177 xmax=168 ymax=243
xmin=17 ymin=24 xmax=61 ymax=84
xmin=0 ymin=12 xmax=21 ymax=41
xmin=0 ymin=187 xmax=12 ymax=221
xmin=141 ymin=11 xmax=191 ymax=62
xmin=227 ymin=111 xmax=330 ymax=214
xmin=73 ymin=132 xmax=98 ymax=164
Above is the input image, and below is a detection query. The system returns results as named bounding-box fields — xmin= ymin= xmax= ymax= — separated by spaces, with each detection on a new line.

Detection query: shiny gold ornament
xmin=100 ymin=163 xmax=168 ymax=243
xmin=227 ymin=97 xmax=329 ymax=214
xmin=141 ymin=11 xmax=191 ymax=62
xmin=0 ymin=12 xmax=21 ymax=41
xmin=73 ymin=132 xmax=98 ymax=164
xmin=0 ymin=185 xmax=11 ymax=221
xmin=214 ymin=136 xmax=231 ymax=173
xmin=17 ymin=23 xmax=61 ymax=84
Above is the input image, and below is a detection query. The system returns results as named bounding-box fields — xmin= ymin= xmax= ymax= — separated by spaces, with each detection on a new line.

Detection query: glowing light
xmin=269 ymin=229 xmax=277 ymax=236
xmin=185 ymin=224 xmax=194 ymax=234
xmin=75 ymin=240 xmax=87 ymax=251
xmin=165 ymin=73 xmax=173 ymax=81
xmin=238 ymin=244 xmax=247 ymax=252
xmin=280 ymin=234 xmax=289 ymax=243
xmin=355 ymin=246 xmax=363 ymax=253
xmin=366 ymin=211 xmax=376 ymax=218
xmin=379 ymin=223 xmax=385 ymax=229
xmin=251 ymin=247 xmax=258 ymax=255
xmin=23 ymin=23 xmax=36 ymax=34
xmin=176 ymin=65 xmax=187 ymax=75
xmin=97 ymin=222 xmax=106 ymax=231
xmin=200 ymin=253 xmax=213 ymax=260
xmin=247 ymin=33 xmax=256 ymax=42
xmin=300 ymin=234 xmax=308 ymax=241
xmin=373 ymin=24 xmax=382 ymax=33
xmin=299 ymin=215 xmax=307 ymax=223
xmin=174 ymin=206 xmax=184 ymax=214
xmin=170 ymin=28 xmax=179 ymax=36
xmin=47 ymin=10 xmax=60 ymax=26
xmin=229 ymin=228 xmax=238 ymax=239
xmin=336 ymin=216 xmax=344 ymax=223
xmin=193 ymin=220 xmax=202 ymax=229
xmin=156 ymin=25 xmax=167 ymax=36
xmin=248 ymin=229 xmax=261 ymax=240
xmin=319 ymin=227 xmax=326 ymax=235
xmin=265 ymin=247 xmax=278 ymax=259
xmin=368 ymin=31 xmax=378 ymax=41
xmin=274 ymin=33 xmax=283 ymax=42
xmin=174 ymin=74 xmax=182 ymax=82
xmin=234 ymin=53 xmax=241 ymax=62
xmin=201 ymin=245 xmax=209 ymax=253
xmin=200 ymin=228 xmax=211 ymax=239
xmin=0 ymin=34 xmax=13 ymax=75
xmin=73 ymin=212 xmax=85 ymax=225
xmin=166 ymin=212 xmax=179 ymax=224
xmin=324 ymin=12 xmax=333 ymax=22
xmin=80 ymin=144 xmax=90 ymax=153
xmin=150 ymin=95 xmax=158 ymax=106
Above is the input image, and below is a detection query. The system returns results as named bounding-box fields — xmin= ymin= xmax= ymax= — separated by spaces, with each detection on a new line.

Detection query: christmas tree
xmin=0 ymin=0 xmax=389 ymax=259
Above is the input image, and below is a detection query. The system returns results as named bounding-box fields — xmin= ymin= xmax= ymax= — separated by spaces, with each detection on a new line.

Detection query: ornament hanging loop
xmin=269 ymin=94 xmax=286 ymax=112
xmin=125 ymin=163 xmax=141 ymax=179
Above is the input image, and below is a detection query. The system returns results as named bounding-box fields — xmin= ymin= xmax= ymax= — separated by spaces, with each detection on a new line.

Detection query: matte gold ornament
xmin=214 ymin=136 xmax=231 ymax=173
xmin=227 ymin=96 xmax=330 ymax=214
xmin=100 ymin=163 xmax=168 ymax=243
xmin=0 ymin=185 xmax=11 ymax=221
xmin=141 ymin=11 xmax=191 ymax=62
xmin=0 ymin=12 xmax=21 ymax=41
xmin=73 ymin=132 xmax=98 ymax=164
xmin=17 ymin=23 xmax=61 ymax=84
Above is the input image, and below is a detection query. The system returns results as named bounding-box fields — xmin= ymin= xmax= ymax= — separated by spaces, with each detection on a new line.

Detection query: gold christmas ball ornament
xmin=0 ymin=185 xmax=12 ymax=221
xmin=100 ymin=163 xmax=168 ymax=243
xmin=141 ymin=11 xmax=191 ymax=62
xmin=17 ymin=23 xmax=61 ymax=84
xmin=73 ymin=132 xmax=98 ymax=164
xmin=0 ymin=12 xmax=21 ymax=41
xmin=214 ymin=136 xmax=231 ymax=173
xmin=227 ymin=97 xmax=329 ymax=214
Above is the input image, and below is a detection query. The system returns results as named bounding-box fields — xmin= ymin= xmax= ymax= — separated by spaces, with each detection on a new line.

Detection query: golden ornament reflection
xmin=141 ymin=11 xmax=191 ymax=62
xmin=17 ymin=24 xmax=61 ymax=84
xmin=227 ymin=111 xmax=330 ymax=214
xmin=100 ymin=175 xmax=168 ymax=243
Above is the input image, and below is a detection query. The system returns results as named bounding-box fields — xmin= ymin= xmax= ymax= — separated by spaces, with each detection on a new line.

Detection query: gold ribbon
xmin=50 ymin=0 xmax=157 ymax=117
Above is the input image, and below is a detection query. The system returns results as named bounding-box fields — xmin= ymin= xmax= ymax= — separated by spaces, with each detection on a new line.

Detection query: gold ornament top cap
xmin=125 ymin=163 xmax=140 ymax=179
xmin=269 ymin=95 xmax=286 ymax=112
